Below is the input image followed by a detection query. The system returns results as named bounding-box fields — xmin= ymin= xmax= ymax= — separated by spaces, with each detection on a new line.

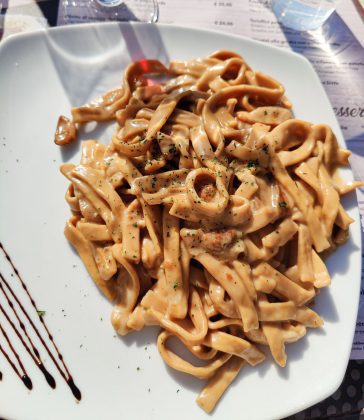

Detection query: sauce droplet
xmin=22 ymin=375 xmax=33 ymax=390
xmin=67 ymin=377 xmax=82 ymax=401
xmin=39 ymin=364 xmax=56 ymax=389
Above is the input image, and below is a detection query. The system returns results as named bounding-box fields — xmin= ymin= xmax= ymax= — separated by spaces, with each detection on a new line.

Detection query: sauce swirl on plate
xmin=0 ymin=242 xmax=81 ymax=401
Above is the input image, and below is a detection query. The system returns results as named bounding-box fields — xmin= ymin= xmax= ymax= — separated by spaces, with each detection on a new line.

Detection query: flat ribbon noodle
xmin=57 ymin=51 xmax=362 ymax=414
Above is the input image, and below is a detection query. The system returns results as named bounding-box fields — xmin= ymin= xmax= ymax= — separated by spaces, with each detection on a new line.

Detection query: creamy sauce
xmin=55 ymin=50 xmax=361 ymax=413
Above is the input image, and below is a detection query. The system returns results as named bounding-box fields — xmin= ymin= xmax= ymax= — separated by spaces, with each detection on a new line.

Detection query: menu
xmin=56 ymin=0 xmax=364 ymax=359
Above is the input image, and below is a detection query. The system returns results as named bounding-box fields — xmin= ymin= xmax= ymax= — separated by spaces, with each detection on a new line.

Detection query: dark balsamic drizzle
xmin=0 ymin=298 xmax=55 ymax=387
xmin=0 ymin=242 xmax=81 ymax=400
xmin=0 ymin=324 xmax=32 ymax=390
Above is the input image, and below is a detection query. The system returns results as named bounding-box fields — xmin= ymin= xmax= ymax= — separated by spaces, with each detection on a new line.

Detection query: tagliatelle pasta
xmin=55 ymin=51 xmax=362 ymax=413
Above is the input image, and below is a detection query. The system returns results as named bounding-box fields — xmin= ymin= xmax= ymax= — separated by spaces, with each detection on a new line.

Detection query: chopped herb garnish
xmin=37 ymin=310 xmax=46 ymax=317
xmin=262 ymin=144 xmax=269 ymax=155
xmin=247 ymin=159 xmax=259 ymax=170
xmin=172 ymin=281 xmax=179 ymax=290
xmin=279 ymin=201 xmax=287 ymax=208
xmin=168 ymin=144 xmax=177 ymax=154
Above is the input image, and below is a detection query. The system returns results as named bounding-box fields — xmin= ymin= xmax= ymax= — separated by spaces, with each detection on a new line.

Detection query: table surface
xmin=0 ymin=1 xmax=363 ymax=419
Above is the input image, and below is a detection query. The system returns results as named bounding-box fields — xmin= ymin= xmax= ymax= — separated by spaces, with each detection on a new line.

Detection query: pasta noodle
xmin=55 ymin=50 xmax=361 ymax=412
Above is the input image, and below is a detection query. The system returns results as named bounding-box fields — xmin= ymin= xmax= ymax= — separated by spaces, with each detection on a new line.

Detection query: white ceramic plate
xmin=0 ymin=22 xmax=361 ymax=420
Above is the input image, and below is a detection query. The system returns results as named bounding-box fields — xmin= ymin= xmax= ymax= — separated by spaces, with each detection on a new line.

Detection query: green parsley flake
xmin=168 ymin=144 xmax=177 ymax=154
xmin=247 ymin=159 xmax=259 ymax=170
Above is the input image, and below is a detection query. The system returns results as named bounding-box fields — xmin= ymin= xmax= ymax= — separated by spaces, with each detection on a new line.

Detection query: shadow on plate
xmin=121 ymin=325 xmax=160 ymax=347
xmin=326 ymin=231 xmax=359 ymax=277
xmin=120 ymin=326 xmax=204 ymax=393
xmin=157 ymin=335 xmax=209 ymax=394
xmin=42 ymin=21 xmax=169 ymax=106
xmin=163 ymin=365 xmax=204 ymax=395
xmin=44 ymin=22 xmax=169 ymax=162
xmin=314 ymin=287 xmax=339 ymax=323
xmin=59 ymin=133 xmax=81 ymax=162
